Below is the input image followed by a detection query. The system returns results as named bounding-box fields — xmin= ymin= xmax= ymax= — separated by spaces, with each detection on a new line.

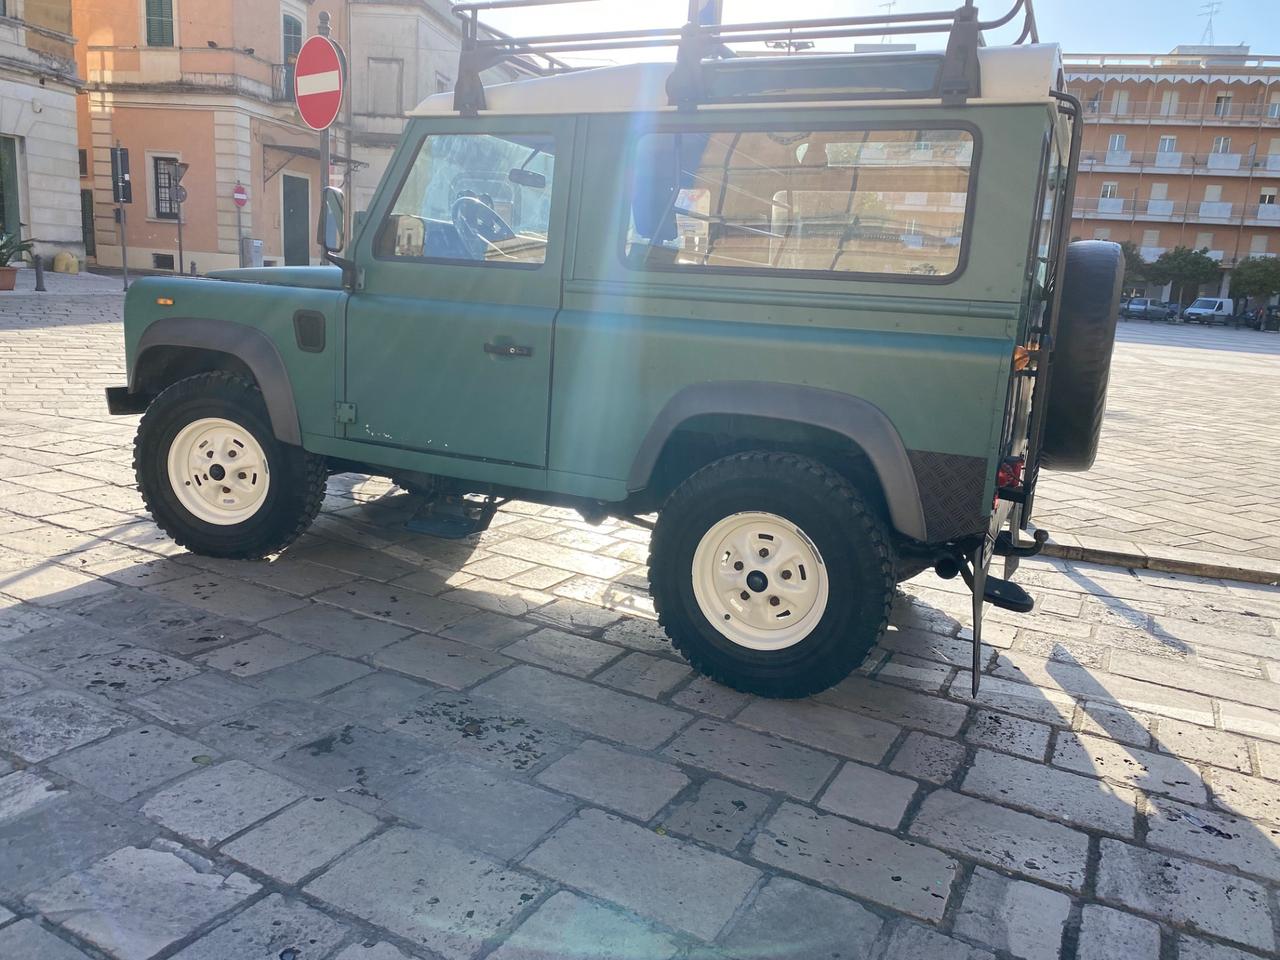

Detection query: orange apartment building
xmin=1065 ymin=45 xmax=1280 ymax=300
xmin=71 ymin=0 xmax=494 ymax=272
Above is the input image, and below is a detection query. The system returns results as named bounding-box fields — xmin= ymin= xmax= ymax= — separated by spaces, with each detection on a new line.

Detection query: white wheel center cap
xmin=166 ymin=417 xmax=270 ymax=526
xmin=691 ymin=511 xmax=829 ymax=651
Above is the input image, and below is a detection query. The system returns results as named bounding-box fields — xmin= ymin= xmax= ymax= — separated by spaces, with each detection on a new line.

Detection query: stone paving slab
xmin=2 ymin=295 xmax=1280 ymax=960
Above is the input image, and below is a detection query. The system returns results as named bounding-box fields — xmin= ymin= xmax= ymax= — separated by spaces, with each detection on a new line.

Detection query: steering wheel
xmin=451 ymin=195 xmax=517 ymax=259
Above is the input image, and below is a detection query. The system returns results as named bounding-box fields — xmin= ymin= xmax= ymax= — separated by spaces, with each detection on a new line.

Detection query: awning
xmin=262 ymin=142 xmax=368 ymax=184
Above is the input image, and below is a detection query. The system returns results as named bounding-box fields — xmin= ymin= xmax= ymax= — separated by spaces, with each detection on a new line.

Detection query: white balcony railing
xmin=1206 ymin=152 xmax=1242 ymax=171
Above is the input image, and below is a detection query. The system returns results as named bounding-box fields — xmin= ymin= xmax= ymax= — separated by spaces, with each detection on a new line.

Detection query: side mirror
xmin=319 ymin=186 xmax=345 ymax=254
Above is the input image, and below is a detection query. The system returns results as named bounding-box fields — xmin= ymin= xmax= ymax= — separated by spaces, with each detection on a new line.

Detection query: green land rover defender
xmin=107 ymin=1 xmax=1123 ymax=699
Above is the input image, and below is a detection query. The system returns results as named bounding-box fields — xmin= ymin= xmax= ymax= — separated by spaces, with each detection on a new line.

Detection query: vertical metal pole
xmin=119 ymin=203 xmax=129 ymax=291
xmin=236 ymin=202 xmax=244 ymax=266
xmin=176 ymin=197 xmax=184 ymax=275
xmin=318 ymin=11 xmax=332 ymax=259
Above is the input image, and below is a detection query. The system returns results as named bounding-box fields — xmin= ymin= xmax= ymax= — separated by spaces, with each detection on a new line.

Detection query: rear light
xmin=997 ymin=457 xmax=1024 ymax=489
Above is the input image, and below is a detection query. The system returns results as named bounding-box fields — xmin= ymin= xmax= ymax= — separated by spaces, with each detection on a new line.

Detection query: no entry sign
xmin=232 ymin=183 xmax=248 ymax=207
xmin=294 ymin=35 xmax=345 ymax=131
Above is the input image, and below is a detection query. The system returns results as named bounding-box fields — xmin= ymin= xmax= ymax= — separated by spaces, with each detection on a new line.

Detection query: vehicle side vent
xmin=293 ymin=311 xmax=327 ymax=353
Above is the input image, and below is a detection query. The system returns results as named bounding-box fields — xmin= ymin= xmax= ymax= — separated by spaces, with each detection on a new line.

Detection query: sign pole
xmin=111 ymin=140 xmax=131 ymax=291
xmin=176 ymin=196 xmax=184 ymax=274
xmin=318 ymin=11 xmax=332 ymax=221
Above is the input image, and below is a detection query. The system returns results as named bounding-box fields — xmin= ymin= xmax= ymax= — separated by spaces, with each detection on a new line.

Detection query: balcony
xmin=86 ymin=45 xmax=298 ymax=108
xmin=1075 ymin=198 xmax=1280 ymax=228
xmin=1140 ymin=245 xmax=1166 ymax=259
xmin=1077 ymin=98 xmax=1280 ymax=126
xmin=1079 ymin=150 xmax=1280 ymax=176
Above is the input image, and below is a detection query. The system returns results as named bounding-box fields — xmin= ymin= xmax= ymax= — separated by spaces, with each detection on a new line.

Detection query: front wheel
xmin=135 ymin=372 xmax=327 ymax=559
xmin=649 ymin=452 xmax=894 ymax=699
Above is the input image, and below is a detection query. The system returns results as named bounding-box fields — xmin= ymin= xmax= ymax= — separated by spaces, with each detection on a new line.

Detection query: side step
xmin=982 ymin=575 xmax=1035 ymax=613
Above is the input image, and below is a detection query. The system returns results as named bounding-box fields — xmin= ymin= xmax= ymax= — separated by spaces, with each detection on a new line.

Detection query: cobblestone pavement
xmin=1036 ymin=320 xmax=1280 ymax=568
xmin=0 ymin=280 xmax=1278 ymax=960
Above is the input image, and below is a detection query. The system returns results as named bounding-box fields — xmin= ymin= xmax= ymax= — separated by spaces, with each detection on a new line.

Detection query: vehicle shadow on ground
xmin=1 ymin=485 xmax=1276 ymax=959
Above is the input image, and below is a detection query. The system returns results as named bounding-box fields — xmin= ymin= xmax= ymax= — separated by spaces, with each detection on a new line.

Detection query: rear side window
xmin=624 ymin=126 xmax=976 ymax=281
xmin=375 ymin=132 xmax=556 ymax=267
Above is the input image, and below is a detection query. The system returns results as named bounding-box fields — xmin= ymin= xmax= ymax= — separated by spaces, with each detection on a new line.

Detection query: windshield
xmin=1190 ymin=298 xmax=1218 ymax=309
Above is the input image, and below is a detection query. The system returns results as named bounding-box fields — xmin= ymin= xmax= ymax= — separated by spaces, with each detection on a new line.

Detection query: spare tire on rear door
xmin=1040 ymin=240 xmax=1124 ymax=472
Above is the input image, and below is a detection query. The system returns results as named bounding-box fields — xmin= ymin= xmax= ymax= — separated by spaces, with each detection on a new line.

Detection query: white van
xmin=1183 ymin=297 xmax=1233 ymax=325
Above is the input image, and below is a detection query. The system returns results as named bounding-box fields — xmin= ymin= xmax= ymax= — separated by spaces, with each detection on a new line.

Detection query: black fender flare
xmin=628 ymin=381 xmax=928 ymax=542
xmin=131 ymin=317 xmax=302 ymax=446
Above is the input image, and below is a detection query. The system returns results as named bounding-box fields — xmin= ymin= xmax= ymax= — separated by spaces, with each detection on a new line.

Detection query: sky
xmin=478 ymin=0 xmax=1280 ymax=64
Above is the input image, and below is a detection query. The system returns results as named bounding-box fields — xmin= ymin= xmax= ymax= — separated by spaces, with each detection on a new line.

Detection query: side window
xmin=623 ymin=127 xmax=975 ymax=280
xmin=376 ymin=133 xmax=556 ymax=267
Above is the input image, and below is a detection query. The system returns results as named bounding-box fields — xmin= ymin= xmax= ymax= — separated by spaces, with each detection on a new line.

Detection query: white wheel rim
xmin=691 ymin=511 xmax=829 ymax=651
xmin=166 ymin=417 xmax=271 ymax=526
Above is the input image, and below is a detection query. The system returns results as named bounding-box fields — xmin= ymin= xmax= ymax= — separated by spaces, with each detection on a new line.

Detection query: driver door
xmin=343 ymin=116 xmax=573 ymax=468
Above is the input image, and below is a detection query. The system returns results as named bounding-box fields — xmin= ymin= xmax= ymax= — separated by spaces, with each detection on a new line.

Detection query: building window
xmin=1158 ymin=135 xmax=1177 ymax=153
xmin=1149 ymin=183 xmax=1168 ymax=200
xmin=1160 ymin=90 xmax=1179 ymax=116
xmin=78 ymin=149 xmax=88 ymax=178
xmin=1100 ymin=182 xmax=1119 ymax=199
xmin=1204 ymin=184 xmax=1223 ymax=202
xmin=1212 ymin=136 xmax=1232 ymax=154
xmin=436 ymin=72 xmax=453 ymax=94
xmin=367 ymin=58 xmax=404 ymax=115
xmin=282 ymin=14 xmax=303 ymax=92
xmin=1112 ymin=90 xmax=1129 ymax=115
xmin=1108 ymin=133 xmax=1127 ymax=152
xmin=1092 ymin=228 xmax=1111 ymax=240
xmin=1270 ymin=94 xmax=1280 ymax=120
xmin=153 ymin=156 xmax=180 ymax=219
xmin=1195 ymin=231 xmax=1214 ymax=250
xmin=622 ymin=127 xmax=976 ymax=280
xmin=1214 ymin=94 xmax=1233 ymax=117
xmin=146 ymin=0 xmax=175 ymax=47
xmin=1260 ymin=187 xmax=1277 ymax=205
xmin=1250 ymin=235 xmax=1268 ymax=255
xmin=0 ymin=136 xmax=20 ymax=239
xmin=1142 ymin=229 xmax=1160 ymax=245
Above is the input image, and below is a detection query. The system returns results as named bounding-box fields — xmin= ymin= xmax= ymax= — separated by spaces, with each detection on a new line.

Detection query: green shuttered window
xmin=146 ymin=0 xmax=174 ymax=47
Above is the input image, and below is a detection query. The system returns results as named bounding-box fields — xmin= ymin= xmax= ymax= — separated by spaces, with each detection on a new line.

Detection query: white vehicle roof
xmin=409 ymin=44 xmax=1064 ymax=117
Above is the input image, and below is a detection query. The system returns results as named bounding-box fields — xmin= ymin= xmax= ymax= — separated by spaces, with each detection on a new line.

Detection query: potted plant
xmin=0 ymin=233 xmax=35 ymax=291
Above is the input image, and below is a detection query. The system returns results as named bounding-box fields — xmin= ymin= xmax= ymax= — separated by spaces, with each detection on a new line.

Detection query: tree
xmin=1117 ymin=240 xmax=1147 ymax=291
xmin=1147 ymin=246 xmax=1221 ymax=306
xmin=1228 ymin=256 xmax=1280 ymax=306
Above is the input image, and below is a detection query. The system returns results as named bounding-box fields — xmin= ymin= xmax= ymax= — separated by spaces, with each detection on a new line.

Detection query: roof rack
xmin=450 ymin=0 xmax=1041 ymax=115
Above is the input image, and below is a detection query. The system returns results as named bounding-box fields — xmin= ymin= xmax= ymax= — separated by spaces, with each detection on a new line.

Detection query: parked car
xmin=1120 ymin=297 xmax=1174 ymax=321
xmin=1183 ymin=297 xmax=1234 ymax=325
xmin=105 ymin=3 xmax=1120 ymax=699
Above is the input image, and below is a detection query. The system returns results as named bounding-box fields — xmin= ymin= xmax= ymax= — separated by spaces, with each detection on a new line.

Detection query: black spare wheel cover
xmin=1041 ymin=240 xmax=1124 ymax=472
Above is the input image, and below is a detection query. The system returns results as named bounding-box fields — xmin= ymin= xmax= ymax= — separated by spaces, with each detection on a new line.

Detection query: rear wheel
xmin=135 ymin=372 xmax=326 ymax=559
xmin=649 ymin=452 xmax=894 ymax=699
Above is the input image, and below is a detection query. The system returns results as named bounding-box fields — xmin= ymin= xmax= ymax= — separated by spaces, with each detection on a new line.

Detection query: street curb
xmin=1040 ymin=538 xmax=1280 ymax=587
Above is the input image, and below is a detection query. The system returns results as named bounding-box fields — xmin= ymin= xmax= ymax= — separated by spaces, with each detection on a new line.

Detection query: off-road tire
xmin=1040 ymin=240 xmax=1124 ymax=472
xmin=649 ymin=452 xmax=894 ymax=699
xmin=134 ymin=372 xmax=326 ymax=559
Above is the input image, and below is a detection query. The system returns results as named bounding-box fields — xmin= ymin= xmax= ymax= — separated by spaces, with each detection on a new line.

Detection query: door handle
xmin=484 ymin=342 xmax=533 ymax=358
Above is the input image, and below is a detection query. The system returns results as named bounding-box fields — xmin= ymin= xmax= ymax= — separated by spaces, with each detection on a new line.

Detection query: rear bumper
xmin=105 ymin=386 xmax=150 ymax=415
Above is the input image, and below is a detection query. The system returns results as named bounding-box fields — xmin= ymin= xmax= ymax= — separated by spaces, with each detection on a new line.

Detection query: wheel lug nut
xmin=221 ymin=486 xmax=230 ymax=494
xmin=740 ymin=591 xmax=750 ymax=601
xmin=758 ymin=548 xmax=769 ymax=558
xmin=781 ymin=570 xmax=792 ymax=580
xmin=769 ymin=596 xmax=780 ymax=606
xmin=733 ymin=561 xmax=744 ymax=571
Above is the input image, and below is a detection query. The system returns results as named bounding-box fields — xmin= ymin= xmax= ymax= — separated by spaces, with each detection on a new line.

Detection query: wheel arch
xmin=628 ymin=382 xmax=928 ymax=542
xmin=130 ymin=318 xmax=302 ymax=446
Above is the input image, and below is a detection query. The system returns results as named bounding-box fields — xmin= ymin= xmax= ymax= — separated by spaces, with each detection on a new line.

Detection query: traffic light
xmin=110 ymin=147 xmax=132 ymax=204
